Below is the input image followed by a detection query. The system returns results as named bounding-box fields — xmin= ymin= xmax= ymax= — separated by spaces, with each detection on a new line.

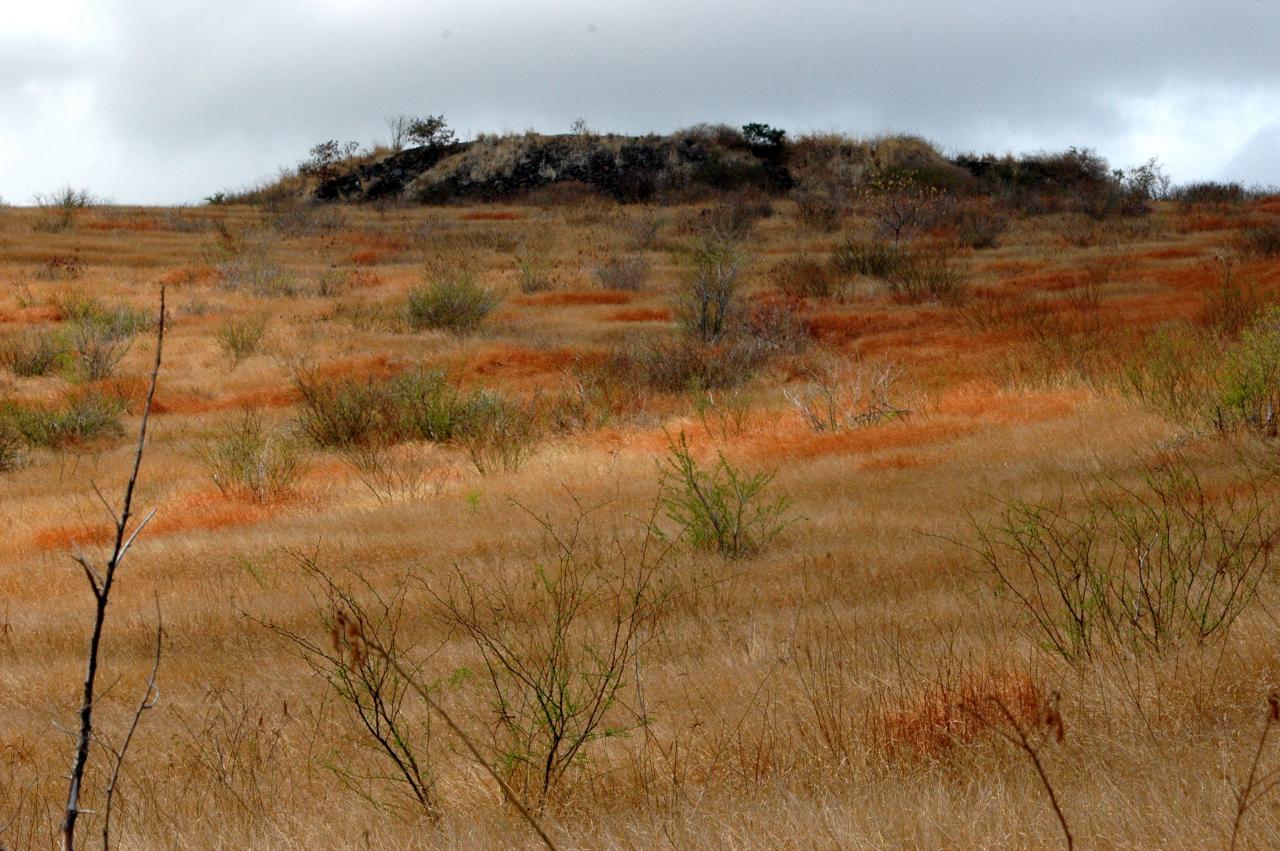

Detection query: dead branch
xmin=61 ymin=286 xmax=165 ymax=851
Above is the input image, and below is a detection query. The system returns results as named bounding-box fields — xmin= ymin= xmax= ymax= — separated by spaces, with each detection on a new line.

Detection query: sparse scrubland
xmin=6 ymin=125 xmax=1280 ymax=849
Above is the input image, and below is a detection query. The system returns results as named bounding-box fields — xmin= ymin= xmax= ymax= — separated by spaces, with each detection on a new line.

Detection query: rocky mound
xmin=314 ymin=130 xmax=792 ymax=203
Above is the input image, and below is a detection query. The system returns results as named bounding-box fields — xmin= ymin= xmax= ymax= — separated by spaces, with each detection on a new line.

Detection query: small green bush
xmin=0 ymin=328 xmax=64 ymax=377
xmin=659 ymin=431 xmax=791 ymax=558
xmin=406 ymin=273 xmax=500 ymax=334
xmin=200 ymin=412 xmax=307 ymax=502
xmin=1 ymin=392 xmax=125 ymax=449
xmin=217 ymin=315 xmax=269 ymax=366
xmin=1215 ymin=307 xmax=1280 ymax=435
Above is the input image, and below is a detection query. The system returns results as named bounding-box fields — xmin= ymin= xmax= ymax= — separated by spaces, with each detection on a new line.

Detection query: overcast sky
xmin=2 ymin=0 xmax=1278 ymax=205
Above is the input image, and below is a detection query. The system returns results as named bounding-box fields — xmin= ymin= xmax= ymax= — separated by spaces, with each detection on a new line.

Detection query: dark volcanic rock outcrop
xmin=314 ymin=131 xmax=792 ymax=203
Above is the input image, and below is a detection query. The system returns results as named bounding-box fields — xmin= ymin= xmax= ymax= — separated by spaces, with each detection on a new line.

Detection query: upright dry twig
xmin=61 ymin=287 xmax=165 ymax=851
xmin=101 ymin=600 xmax=163 ymax=850
xmin=1230 ymin=694 xmax=1280 ymax=851
xmin=965 ymin=689 xmax=1072 ymax=851
xmin=364 ymin=639 xmax=560 ymax=851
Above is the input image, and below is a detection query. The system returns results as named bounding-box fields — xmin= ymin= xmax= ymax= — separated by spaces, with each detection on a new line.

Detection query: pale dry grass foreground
xmin=2 ymin=196 xmax=1280 ymax=848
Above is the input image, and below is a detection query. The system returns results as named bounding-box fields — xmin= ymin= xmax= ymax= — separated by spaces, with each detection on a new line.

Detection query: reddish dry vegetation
xmin=4 ymin=194 xmax=1280 ymax=850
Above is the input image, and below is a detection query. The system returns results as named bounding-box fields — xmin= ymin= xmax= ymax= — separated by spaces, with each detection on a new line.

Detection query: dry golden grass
xmin=4 ymin=195 xmax=1280 ymax=849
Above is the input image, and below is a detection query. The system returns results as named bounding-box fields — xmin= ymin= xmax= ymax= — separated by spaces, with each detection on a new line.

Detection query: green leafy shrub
xmin=217 ymin=315 xmax=269 ymax=366
xmin=406 ymin=273 xmax=500 ymax=334
xmin=659 ymin=431 xmax=791 ymax=558
xmin=1214 ymin=307 xmax=1280 ymax=435
xmin=199 ymin=412 xmax=307 ymax=502
xmin=0 ymin=328 xmax=63 ymax=376
xmin=1 ymin=391 xmax=125 ymax=449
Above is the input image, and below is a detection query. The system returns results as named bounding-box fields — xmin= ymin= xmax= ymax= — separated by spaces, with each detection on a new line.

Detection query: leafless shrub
xmin=884 ymin=245 xmax=970 ymax=304
xmin=432 ymin=497 xmax=675 ymax=806
xmin=624 ymin=208 xmax=664 ymax=250
xmin=771 ymin=255 xmax=842 ymax=300
xmin=592 ymin=254 xmax=650 ymax=291
xmin=966 ymin=455 xmax=1280 ymax=660
xmin=1238 ymin=219 xmax=1280 ymax=259
xmin=268 ymin=556 xmax=440 ymax=817
xmin=36 ymin=254 xmax=86 ymax=281
xmin=341 ymin=441 xmax=450 ymax=502
xmin=785 ymin=356 xmax=910 ymax=432
xmin=676 ymin=236 xmax=746 ymax=343
xmin=32 ymin=186 xmax=97 ymax=233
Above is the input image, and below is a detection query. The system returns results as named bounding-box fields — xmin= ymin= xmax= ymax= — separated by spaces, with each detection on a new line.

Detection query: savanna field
xmin=5 ymin=144 xmax=1280 ymax=848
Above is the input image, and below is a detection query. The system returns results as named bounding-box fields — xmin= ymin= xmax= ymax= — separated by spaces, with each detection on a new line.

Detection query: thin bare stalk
xmin=101 ymin=600 xmax=163 ymax=850
xmin=966 ymin=690 xmax=1072 ymax=851
xmin=365 ymin=640 xmax=560 ymax=851
xmin=1230 ymin=694 xmax=1280 ymax=851
xmin=61 ymin=287 xmax=165 ymax=851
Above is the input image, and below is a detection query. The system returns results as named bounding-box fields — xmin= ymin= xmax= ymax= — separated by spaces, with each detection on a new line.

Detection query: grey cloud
xmin=5 ymin=0 xmax=1279 ymax=202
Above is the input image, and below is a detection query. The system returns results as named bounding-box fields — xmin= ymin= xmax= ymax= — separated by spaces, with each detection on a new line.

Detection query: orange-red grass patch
xmin=520 ymin=291 xmax=633 ymax=306
xmin=876 ymin=667 xmax=1043 ymax=757
xmin=608 ymin=308 xmax=672 ymax=322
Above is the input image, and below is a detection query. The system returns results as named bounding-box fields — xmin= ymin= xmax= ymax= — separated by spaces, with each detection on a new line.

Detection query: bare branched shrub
xmin=170 ymin=686 xmax=289 ymax=820
xmin=268 ymin=557 xmax=439 ymax=817
xmin=199 ymin=412 xmax=307 ymax=503
xmin=771 ymin=255 xmax=841 ymax=300
xmin=623 ymin=208 xmax=663 ymax=250
xmin=592 ymin=254 xmax=650 ymax=291
xmin=32 ymin=186 xmax=97 ymax=233
xmin=432 ymin=498 xmax=674 ymax=806
xmin=1201 ymin=256 xmax=1261 ymax=339
xmin=884 ymin=245 xmax=970 ymax=305
xmin=863 ymin=175 xmax=950 ymax=242
xmin=785 ymin=356 xmax=909 ymax=432
xmin=452 ymin=390 xmax=540 ymax=475
xmin=1238 ymin=219 xmax=1280 ymax=259
xmin=216 ymin=315 xmax=269 ymax=367
xmin=605 ymin=337 xmax=767 ymax=393
xmin=676 ymin=237 xmax=746 ymax=343
xmin=967 ymin=456 xmax=1280 ymax=660
xmin=832 ymin=236 xmax=901 ymax=279
xmin=341 ymin=442 xmax=450 ymax=503
xmin=660 ymin=431 xmax=792 ymax=558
